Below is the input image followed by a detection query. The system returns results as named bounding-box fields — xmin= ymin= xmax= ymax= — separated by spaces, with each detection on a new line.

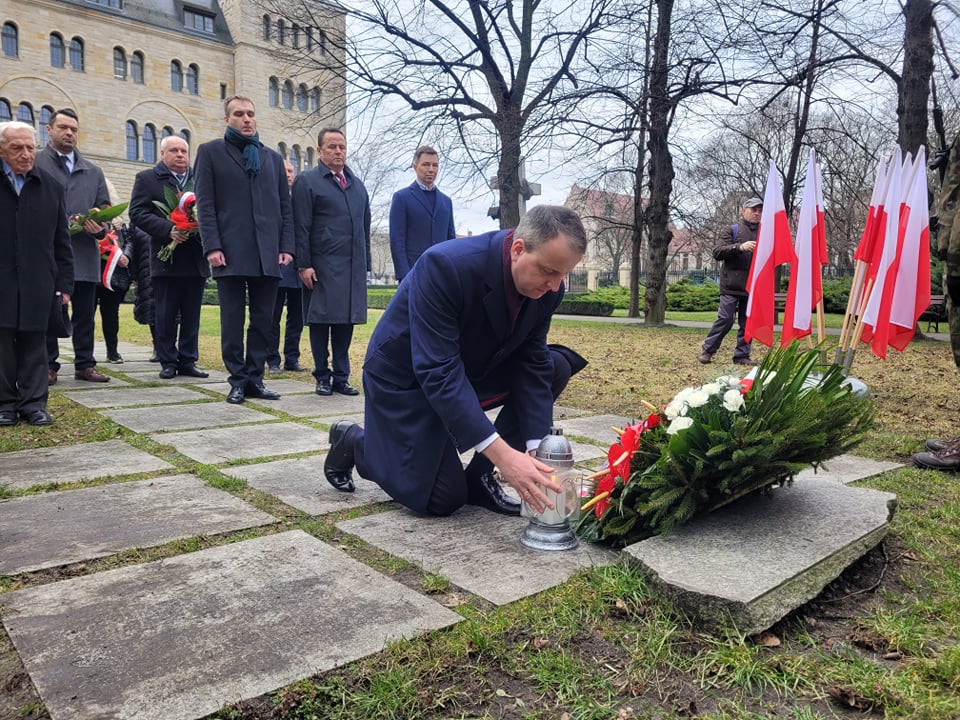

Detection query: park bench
xmin=920 ymin=294 xmax=947 ymax=332
xmin=774 ymin=293 xmax=787 ymax=326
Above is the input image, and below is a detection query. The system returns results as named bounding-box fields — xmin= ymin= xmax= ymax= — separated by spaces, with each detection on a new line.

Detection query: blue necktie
xmin=8 ymin=171 xmax=23 ymax=195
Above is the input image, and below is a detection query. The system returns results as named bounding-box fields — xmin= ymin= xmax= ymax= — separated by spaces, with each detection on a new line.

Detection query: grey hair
xmin=514 ymin=205 xmax=587 ymax=255
xmin=159 ymin=135 xmax=188 ymax=152
xmin=0 ymin=121 xmax=37 ymax=145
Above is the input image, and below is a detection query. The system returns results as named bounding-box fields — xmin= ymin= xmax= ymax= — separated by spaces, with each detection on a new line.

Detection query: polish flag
xmin=781 ymin=149 xmax=827 ymax=346
xmin=745 ymin=160 xmax=796 ymax=347
xmin=854 ymin=155 xmax=892 ymax=265
xmin=878 ymin=146 xmax=930 ymax=355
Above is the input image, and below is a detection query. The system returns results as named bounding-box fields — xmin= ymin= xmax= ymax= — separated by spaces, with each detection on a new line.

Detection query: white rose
xmin=722 ymin=389 xmax=744 ymax=412
xmin=667 ymin=416 xmax=694 ymax=434
xmin=701 ymin=382 xmax=722 ymax=396
xmin=664 ymin=399 xmax=686 ymax=420
xmin=687 ymin=389 xmax=711 ymax=408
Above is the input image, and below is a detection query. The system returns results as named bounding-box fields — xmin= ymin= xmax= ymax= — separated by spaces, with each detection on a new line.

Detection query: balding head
xmin=160 ymin=136 xmax=190 ymax=174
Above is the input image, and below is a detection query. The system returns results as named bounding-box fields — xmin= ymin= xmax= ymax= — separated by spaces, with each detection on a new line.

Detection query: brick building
xmin=0 ymin=0 xmax=345 ymax=204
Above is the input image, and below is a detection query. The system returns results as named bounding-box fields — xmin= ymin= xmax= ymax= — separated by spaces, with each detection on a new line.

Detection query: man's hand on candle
xmin=484 ymin=439 xmax=560 ymax=513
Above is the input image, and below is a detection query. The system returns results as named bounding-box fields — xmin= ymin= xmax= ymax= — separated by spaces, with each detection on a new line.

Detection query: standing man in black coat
xmin=0 ymin=121 xmax=74 ymax=426
xmin=195 ymin=96 xmax=295 ymax=404
xmin=698 ymin=197 xmax=761 ymax=366
xmin=129 ymin=135 xmax=210 ymax=380
xmin=34 ymin=108 xmax=111 ymax=385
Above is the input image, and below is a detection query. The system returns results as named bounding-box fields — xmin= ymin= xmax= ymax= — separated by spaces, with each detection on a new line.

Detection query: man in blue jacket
xmin=388 ymin=145 xmax=456 ymax=282
xmin=323 ymin=205 xmax=588 ymax=517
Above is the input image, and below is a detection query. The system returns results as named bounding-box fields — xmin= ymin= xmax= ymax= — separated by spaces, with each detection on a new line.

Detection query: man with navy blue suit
xmin=388 ymin=146 xmax=456 ymax=282
xmin=323 ymin=205 xmax=588 ymax=517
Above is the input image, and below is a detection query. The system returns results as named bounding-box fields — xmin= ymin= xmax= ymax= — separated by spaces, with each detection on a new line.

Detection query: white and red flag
xmin=781 ymin=149 xmax=828 ymax=346
xmin=745 ymin=160 xmax=796 ymax=347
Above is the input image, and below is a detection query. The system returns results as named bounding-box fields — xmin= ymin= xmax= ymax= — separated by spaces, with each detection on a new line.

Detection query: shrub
xmin=666 ymin=280 xmax=720 ymax=312
xmin=569 ymin=285 xmax=632 ymax=309
xmin=556 ymin=299 xmax=615 ymax=316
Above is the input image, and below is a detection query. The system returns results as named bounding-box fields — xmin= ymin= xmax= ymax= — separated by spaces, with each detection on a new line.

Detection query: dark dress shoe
xmin=226 ymin=386 xmax=245 ymax=404
xmin=178 ymin=364 xmax=209 ymax=378
xmin=0 ymin=410 xmax=17 ymax=427
xmin=149 ymin=353 xmax=160 ymax=363
xmin=22 ymin=409 xmax=53 ymax=426
xmin=48 ymin=370 xmax=57 ymax=386
xmin=332 ymin=381 xmax=359 ymax=396
xmin=75 ymin=367 xmax=110 ymax=382
xmin=107 ymin=354 xmax=124 ymax=364
xmin=158 ymin=367 xmax=177 ymax=379
xmin=315 ymin=379 xmax=333 ymax=396
xmin=324 ymin=420 xmax=358 ymax=492
xmin=246 ymin=383 xmax=280 ymax=400
xmin=467 ymin=472 xmax=521 ymax=515
xmin=267 ymin=365 xmax=282 ymax=374
xmin=283 ymin=362 xmax=306 ymax=372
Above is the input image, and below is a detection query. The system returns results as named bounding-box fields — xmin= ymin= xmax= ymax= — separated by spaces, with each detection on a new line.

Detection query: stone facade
xmin=0 ymin=0 xmax=345 ymax=206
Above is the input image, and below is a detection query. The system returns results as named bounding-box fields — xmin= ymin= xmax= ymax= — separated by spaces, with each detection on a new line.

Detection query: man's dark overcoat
xmin=0 ymin=166 xmax=74 ymax=331
xmin=388 ymin=181 xmax=455 ymax=281
xmin=361 ymin=230 xmax=560 ymax=512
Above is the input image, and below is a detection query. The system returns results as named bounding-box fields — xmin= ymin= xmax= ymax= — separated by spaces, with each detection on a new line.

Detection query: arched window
xmin=113 ymin=47 xmax=127 ymax=79
xmin=0 ymin=99 xmax=11 ymax=121
xmin=305 ymin=147 xmax=314 ymax=170
xmin=305 ymin=27 xmax=313 ymax=52
xmin=277 ymin=142 xmax=287 ymax=159
xmin=162 ymin=126 xmax=174 ymax=138
xmin=170 ymin=60 xmax=183 ymax=91
xmin=310 ymin=87 xmax=322 ymax=113
xmin=297 ymin=84 xmax=308 ymax=112
xmin=131 ymin=51 xmax=144 ymax=83
xmin=291 ymin=145 xmax=301 ymax=173
xmin=292 ymin=24 xmax=300 ymax=48
xmin=17 ymin=102 xmax=34 ymax=126
xmin=69 ymin=37 xmax=84 ymax=71
xmin=125 ymin=121 xmax=139 ymax=161
xmin=282 ymin=81 xmax=294 ymax=110
xmin=268 ymin=78 xmax=279 ymax=107
xmin=50 ymin=33 xmax=65 ymax=67
xmin=317 ymin=30 xmax=326 ymax=54
xmin=276 ymin=19 xmax=285 ymax=45
xmin=186 ymin=63 xmax=199 ymax=95
xmin=179 ymin=128 xmax=190 ymax=145
xmin=143 ymin=124 xmax=157 ymax=163
xmin=262 ymin=14 xmax=270 ymax=41
xmin=1 ymin=22 xmax=17 ymax=58
xmin=39 ymin=106 xmax=53 ymax=145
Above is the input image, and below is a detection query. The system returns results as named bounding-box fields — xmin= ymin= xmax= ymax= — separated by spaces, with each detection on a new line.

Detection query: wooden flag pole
xmin=838 ymin=260 xmax=865 ymax=352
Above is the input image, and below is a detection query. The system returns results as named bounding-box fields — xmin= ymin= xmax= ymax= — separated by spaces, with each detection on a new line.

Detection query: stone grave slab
xmin=151 ymin=422 xmax=327 ymax=464
xmin=250 ymin=391 xmax=365 ymax=417
xmin=120 ymin=370 xmax=229 ymax=385
xmin=50 ymin=374 xmax=132 ymax=391
xmin=621 ymin=477 xmax=897 ymax=635
xmin=338 ymin=506 xmax=616 ymax=605
xmin=553 ymin=405 xmax=592 ymax=419
xmin=223 ymin=457 xmax=391 ymax=514
xmin=63 ymin=386 xmax=208 ymax=409
xmin=306 ymin=412 xmax=366 ymax=428
xmin=570 ymin=440 xmax=606 ymax=464
xmin=552 ymin=414 xmax=632 ymax=446
xmin=794 ymin=454 xmax=901 ymax=485
xmin=106 ymin=361 xmax=166 ymax=374
xmin=102 ymin=402 xmax=275 ymax=434
xmin=205 ymin=379 xmax=315 ymax=397
xmin=0 ymin=439 xmax=173 ymax=490
xmin=2 ymin=530 xmax=462 ymax=720
xmin=0 ymin=475 xmax=276 ymax=574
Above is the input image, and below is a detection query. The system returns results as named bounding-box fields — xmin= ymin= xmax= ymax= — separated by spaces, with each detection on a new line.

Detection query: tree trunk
xmin=496 ymin=120 xmax=523 ymax=229
xmin=643 ymin=0 xmax=675 ymax=325
xmin=899 ymin=0 xmax=934 ymax=156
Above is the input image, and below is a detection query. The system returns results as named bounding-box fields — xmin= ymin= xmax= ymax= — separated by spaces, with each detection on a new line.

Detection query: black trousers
xmin=96 ymin=283 xmax=124 ymax=357
xmin=308 ymin=323 xmax=354 ymax=384
xmin=154 ymin=276 xmax=205 ymax=370
xmin=216 ymin=276 xmax=279 ymax=389
xmin=267 ymin=286 xmax=303 ymax=368
xmin=48 ymin=280 xmax=98 ymax=371
xmin=0 ymin=329 xmax=48 ymax=414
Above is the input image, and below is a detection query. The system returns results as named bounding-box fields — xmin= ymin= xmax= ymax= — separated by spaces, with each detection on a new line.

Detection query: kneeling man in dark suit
xmin=324 ymin=205 xmax=588 ymax=516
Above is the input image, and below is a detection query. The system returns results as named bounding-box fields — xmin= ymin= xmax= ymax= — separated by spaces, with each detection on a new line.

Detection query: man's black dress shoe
xmin=178 ymin=364 xmax=209 ymax=378
xmin=159 ymin=367 xmax=177 ymax=379
xmin=149 ymin=353 xmax=160 ymax=363
xmin=324 ymin=420 xmax=358 ymax=492
xmin=283 ymin=362 xmax=306 ymax=372
xmin=22 ymin=409 xmax=53 ymax=426
xmin=467 ymin=472 xmax=521 ymax=516
xmin=226 ymin=386 xmax=245 ymax=404
xmin=332 ymin=381 xmax=359 ymax=396
xmin=268 ymin=364 xmax=282 ymax=374
xmin=246 ymin=383 xmax=280 ymax=400
xmin=0 ymin=410 xmax=18 ymax=427
xmin=316 ymin=379 xmax=333 ymax=396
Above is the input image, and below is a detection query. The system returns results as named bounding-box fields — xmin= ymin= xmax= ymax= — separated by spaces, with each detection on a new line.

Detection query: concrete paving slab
xmin=50 ymin=374 xmax=132 ymax=391
xmin=120 ymin=370 xmax=229 ymax=385
xmin=551 ymin=414 xmax=633 ymax=445
xmin=338 ymin=506 xmax=617 ymax=605
xmin=306 ymin=412 xmax=366 ymax=428
xmin=570 ymin=440 xmax=607 ymax=464
xmin=63 ymin=386 xmax=209 ymax=409
xmin=553 ymin=405 xmax=593 ymax=419
xmin=621 ymin=477 xmax=897 ymax=635
xmin=0 ymin=440 xmax=173 ymax=490
xmin=2 ymin=530 xmax=462 ymax=720
xmin=0 ymin=475 xmax=276 ymax=574
xmin=204 ymin=379 xmax=316 ymax=396
xmin=101 ymin=402 xmax=277 ymax=434
xmin=224 ymin=457 xmax=391 ymax=514
xmin=794 ymin=454 xmax=902 ymax=485
xmin=255 ymin=391 xmax=365 ymax=417
xmin=151 ymin=422 xmax=327 ymax=464
xmin=104 ymin=361 xmax=164 ymax=374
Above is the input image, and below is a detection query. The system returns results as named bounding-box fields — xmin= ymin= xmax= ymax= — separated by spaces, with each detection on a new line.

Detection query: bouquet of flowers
xmin=69 ymin=203 xmax=129 ymax=235
xmin=153 ymin=187 xmax=199 ymax=262
xmin=575 ymin=345 xmax=875 ymax=547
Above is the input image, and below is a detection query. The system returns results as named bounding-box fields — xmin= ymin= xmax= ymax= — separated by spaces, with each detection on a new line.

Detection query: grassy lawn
xmin=2 ymin=304 xmax=959 ymax=720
